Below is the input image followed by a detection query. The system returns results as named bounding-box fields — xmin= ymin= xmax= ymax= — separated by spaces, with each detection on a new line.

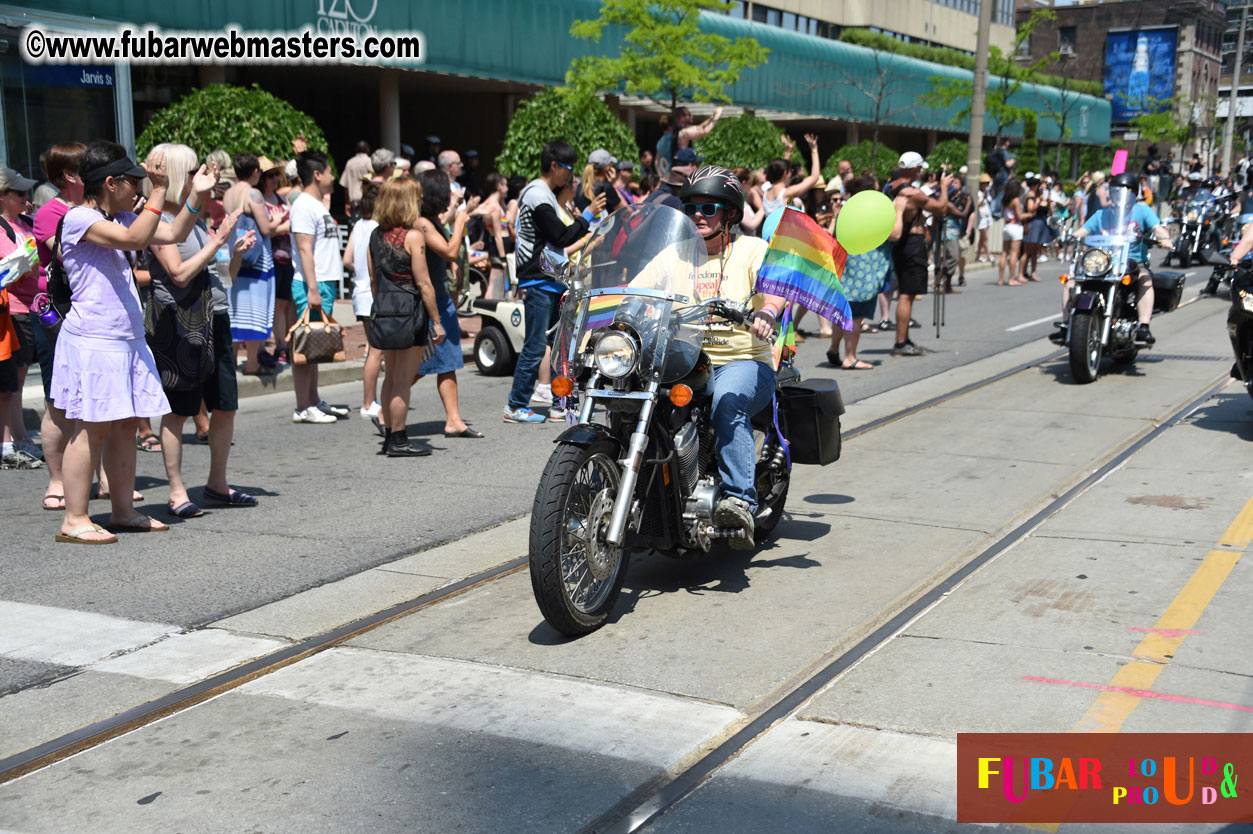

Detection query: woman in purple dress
xmin=52 ymin=140 xmax=217 ymax=543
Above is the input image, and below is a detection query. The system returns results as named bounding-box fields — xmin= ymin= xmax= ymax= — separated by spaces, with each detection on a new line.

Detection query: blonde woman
xmin=366 ymin=177 xmax=445 ymax=456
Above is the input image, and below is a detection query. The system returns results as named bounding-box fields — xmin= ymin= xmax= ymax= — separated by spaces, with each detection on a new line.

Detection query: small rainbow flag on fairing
xmin=583 ymin=294 xmax=622 ymax=331
xmin=755 ymin=210 xmax=853 ymax=332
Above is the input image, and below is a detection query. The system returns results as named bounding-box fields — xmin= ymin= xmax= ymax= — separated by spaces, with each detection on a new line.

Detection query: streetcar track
xmin=0 ymin=348 xmax=1224 ymax=790
xmin=579 ymin=373 xmax=1233 ymax=834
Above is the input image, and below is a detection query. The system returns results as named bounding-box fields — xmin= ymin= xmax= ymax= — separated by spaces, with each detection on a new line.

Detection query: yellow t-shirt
xmin=626 ymin=234 xmax=772 ymax=366
xmin=693 ymin=235 xmax=771 ymax=366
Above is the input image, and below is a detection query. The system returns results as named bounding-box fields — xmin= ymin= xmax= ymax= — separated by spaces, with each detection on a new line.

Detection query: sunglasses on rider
xmin=683 ymin=202 xmax=725 ymax=218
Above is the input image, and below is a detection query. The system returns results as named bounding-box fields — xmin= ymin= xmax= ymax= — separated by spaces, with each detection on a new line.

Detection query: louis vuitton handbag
xmin=287 ymin=308 xmax=346 ymax=365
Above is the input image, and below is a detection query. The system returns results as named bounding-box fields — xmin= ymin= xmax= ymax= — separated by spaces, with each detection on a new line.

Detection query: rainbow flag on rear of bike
xmin=755 ymin=209 xmax=853 ymax=333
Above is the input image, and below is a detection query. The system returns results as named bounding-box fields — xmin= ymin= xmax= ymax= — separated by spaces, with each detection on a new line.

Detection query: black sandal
xmin=137 ymin=433 xmax=162 ymax=453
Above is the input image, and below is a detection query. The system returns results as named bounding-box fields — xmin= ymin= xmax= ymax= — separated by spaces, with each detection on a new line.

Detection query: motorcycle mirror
xmin=538 ymin=249 xmax=570 ymax=282
xmin=1203 ymin=249 xmax=1231 ymax=267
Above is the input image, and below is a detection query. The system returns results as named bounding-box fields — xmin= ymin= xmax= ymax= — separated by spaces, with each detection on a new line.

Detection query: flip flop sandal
xmin=105 ymin=515 xmax=169 ymax=533
xmin=55 ymin=524 xmax=118 ymax=545
xmin=42 ymin=494 xmax=65 ymax=511
xmin=443 ymin=427 xmax=485 ymax=438
xmin=168 ymin=501 xmax=204 ymax=519
xmin=203 ymin=487 xmax=259 ymax=507
xmin=843 ymin=360 xmax=875 ymax=370
xmin=136 ymin=433 xmax=162 ymax=452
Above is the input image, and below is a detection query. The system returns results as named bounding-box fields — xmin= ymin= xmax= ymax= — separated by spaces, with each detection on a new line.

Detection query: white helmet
xmin=1188 ymin=171 xmax=1204 ymax=182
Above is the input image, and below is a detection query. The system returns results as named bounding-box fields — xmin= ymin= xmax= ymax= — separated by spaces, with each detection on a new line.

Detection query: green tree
xmin=496 ymin=88 xmax=639 ymax=178
xmin=693 ymin=112 xmax=798 ymax=169
xmin=926 ymin=139 xmax=968 ymax=172
xmin=822 ymin=140 xmax=898 ymax=184
xmin=566 ymin=0 xmax=769 ymax=112
xmin=922 ymin=9 xmax=1058 ymax=141
xmin=137 ymin=84 xmax=332 ymax=171
xmin=1017 ymin=112 xmax=1040 ymax=173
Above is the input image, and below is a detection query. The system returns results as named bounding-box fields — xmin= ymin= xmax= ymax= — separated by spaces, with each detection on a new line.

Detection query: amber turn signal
xmin=1059 ymin=274 xmax=1068 ymax=283
xmin=669 ymin=384 xmax=693 ymax=407
xmin=551 ymin=376 xmax=574 ymax=398
xmin=1121 ymin=274 xmax=1133 ymax=285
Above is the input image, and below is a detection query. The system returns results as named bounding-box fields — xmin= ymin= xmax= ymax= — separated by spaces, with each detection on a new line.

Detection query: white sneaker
xmin=548 ymin=407 xmax=567 ymax=422
xmin=1039 ymin=254 xmax=1049 ymax=262
xmin=293 ymin=407 xmax=337 ymax=424
xmin=360 ymin=401 xmax=381 ymax=419
xmin=530 ymin=383 xmax=553 ymax=406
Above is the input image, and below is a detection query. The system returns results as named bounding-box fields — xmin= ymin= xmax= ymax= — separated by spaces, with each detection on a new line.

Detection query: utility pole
xmin=966 ymin=0 xmax=995 ymax=200
xmin=1222 ymin=3 xmax=1249 ymax=176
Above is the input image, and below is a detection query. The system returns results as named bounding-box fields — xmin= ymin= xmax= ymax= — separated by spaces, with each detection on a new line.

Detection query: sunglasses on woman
xmin=683 ymin=202 xmax=724 ymax=217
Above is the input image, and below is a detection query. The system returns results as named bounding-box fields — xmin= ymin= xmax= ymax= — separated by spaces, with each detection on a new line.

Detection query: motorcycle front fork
xmin=605 ymin=378 xmax=660 ymax=546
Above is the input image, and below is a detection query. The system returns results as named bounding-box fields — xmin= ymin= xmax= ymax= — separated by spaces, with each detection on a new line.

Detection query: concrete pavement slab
xmin=0 ymin=671 xmax=175 ymax=760
xmin=89 ymin=629 xmax=287 ymax=684
xmin=0 ymin=602 xmax=176 ymax=667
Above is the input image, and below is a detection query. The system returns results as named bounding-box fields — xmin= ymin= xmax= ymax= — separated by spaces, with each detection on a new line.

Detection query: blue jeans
xmin=989 ymin=169 xmax=1009 ymax=217
xmin=699 ymin=360 xmax=776 ymax=512
xmin=507 ymin=287 xmax=563 ymax=411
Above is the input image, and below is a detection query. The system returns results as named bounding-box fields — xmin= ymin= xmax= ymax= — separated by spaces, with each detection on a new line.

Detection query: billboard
xmin=1104 ymin=27 xmax=1178 ymax=123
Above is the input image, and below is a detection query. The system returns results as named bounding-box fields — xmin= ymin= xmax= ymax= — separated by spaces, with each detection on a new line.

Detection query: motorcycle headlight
xmin=1081 ymin=248 xmax=1111 ymax=276
xmin=1186 ymin=210 xmax=1200 ymax=222
xmin=593 ymin=331 xmax=637 ymax=379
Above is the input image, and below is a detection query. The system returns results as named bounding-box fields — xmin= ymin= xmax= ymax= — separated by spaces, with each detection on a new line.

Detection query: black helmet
xmin=679 ymin=165 xmax=745 ymax=221
xmin=1110 ymin=172 xmax=1138 ymax=190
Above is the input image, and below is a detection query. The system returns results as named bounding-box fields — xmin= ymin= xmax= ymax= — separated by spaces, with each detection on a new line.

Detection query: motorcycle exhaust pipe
xmin=605 ymin=379 xmax=660 ymax=546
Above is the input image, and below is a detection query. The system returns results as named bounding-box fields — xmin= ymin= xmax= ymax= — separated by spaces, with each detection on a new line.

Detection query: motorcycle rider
xmin=672 ymin=166 xmax=787 ymax=550
xmin=1057 ymin=172 xmax=1170 ymax=345
xmin=1179 ymin=171 xmax=1211 ymax=203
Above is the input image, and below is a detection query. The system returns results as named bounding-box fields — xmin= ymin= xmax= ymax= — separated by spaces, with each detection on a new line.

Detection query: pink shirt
xmin=33 ymin=197 xmax=69 ymax=276
xmin=0 ymin=214 xmax=40 ymax=314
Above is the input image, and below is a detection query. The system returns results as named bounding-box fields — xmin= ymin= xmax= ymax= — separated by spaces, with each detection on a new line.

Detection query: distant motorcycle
xmin=1206 ymin=252 xmax=1253 ymax=401
xmin=1163 ymin=196 xmax=1216 ymax=268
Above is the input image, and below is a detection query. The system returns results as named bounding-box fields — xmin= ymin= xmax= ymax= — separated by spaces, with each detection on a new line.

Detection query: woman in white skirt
xmin=52 ymin=140 xmax=217 ymax=543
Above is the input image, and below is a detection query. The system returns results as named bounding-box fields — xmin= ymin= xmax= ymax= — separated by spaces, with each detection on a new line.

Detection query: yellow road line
xmin=1025 ymin=506 xmax=1252 ymax=833
xmin=1219 ymin=496 xmax=1253 ymax=549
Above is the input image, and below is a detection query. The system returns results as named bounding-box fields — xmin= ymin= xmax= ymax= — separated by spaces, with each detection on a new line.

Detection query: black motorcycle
xmin=528 ymin=204 xmax=844 ymax=636
xmin=1164 ymin=195 xmax=1220 ymax=268
xmin=1207 ymin=253 xmax=1253 ymax=400
xmin=1061 ymin=227 xmax=1161 ymax=383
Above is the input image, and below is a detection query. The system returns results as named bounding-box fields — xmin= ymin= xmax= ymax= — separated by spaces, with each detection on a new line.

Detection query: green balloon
xmin=836 ymin=190 xmax=897 ymax=255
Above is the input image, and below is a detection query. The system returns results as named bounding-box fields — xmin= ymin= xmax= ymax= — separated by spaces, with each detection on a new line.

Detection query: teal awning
xmin=12 ymin=0 xmax=1109 ymax=143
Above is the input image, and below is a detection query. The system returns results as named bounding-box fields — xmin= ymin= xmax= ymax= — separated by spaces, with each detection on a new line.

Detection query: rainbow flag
xmin=770 ymin=304 xmax=796 ymax=370
xmin=583 ymin=294 xmax=622 ymax=332
xmin=755 ymin=210 xmax=854 ymax=332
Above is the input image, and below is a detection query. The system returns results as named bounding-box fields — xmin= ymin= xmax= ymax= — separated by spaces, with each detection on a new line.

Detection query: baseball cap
xmin=898 ymin=151 xmax=928 ymax=170
xmin=424 ymin=136 xmax=440 ymax=145
xmin=959 ymin=165 xmax=968 ymax=175
xmin=465 ymin=149 xmax=479 ymax=159
xmin=1024 ymin=171 xmax=1038 ymax=180
xmin=588 ymin=149 xmax=617 ymax=168
xmin=675 ymin=147 xmax=704 ymax=165
xmin=0 ymin=166 xmax=39 ymax=192
xmin=618 ymin=160 xmax=635 ymax=171
xmin=400 ymin=144 xmax=416 ymax=157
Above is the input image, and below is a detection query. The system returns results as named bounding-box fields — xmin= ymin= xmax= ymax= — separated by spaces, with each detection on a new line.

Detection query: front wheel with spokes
xmin=529 ymin=439 xmax=629 ymax=636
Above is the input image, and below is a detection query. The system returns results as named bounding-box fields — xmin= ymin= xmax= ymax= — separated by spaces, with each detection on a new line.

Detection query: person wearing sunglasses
xmin=676 ymin=166 xmax=786 ymax=550
xmin=505 ymin=140 xmax=607 ymax=424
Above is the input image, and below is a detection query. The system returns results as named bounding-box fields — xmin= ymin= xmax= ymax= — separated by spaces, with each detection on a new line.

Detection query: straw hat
xmin=979 ymin=172 xmax=992 ymax=184
xmin=256 ymin=156 xmax=282 ymax=174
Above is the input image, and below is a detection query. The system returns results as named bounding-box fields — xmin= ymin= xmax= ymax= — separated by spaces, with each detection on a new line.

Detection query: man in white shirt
xmin=438 ymin=150 xmax=465 ymax=197
xmin=290 ymin=150 xmax=348 ymax=424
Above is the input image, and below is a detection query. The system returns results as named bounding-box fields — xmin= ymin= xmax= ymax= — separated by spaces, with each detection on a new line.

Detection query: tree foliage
xmin=823 ymin=140 xmax=898 ymax=184
xmin=840 ymin=28 xmax=1102 ymax=96
xmin=693 ymin=112 xmax=798 ymax=169
xmin=922 ymin=9 xmax=1060 ymax=141
xmin=567 ymin=0 xmax=769 ymax=110
xmin=137 ymin=84 xmax=332 ymax=172
xmin=926 ymin=139 xmax=968 ymax=172
xmin=1017 ymin=111 xmax=1040 ymax=173
xmin=496 ymin=88 xmax=639 ymax=179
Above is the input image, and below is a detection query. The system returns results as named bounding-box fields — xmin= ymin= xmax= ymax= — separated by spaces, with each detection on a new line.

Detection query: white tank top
xmin=760 ymin=182 xmax=786 ymax=216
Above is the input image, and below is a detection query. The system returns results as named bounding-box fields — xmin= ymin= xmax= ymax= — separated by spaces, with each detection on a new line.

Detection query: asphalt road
xmin=0 ymin=258 xmax=1218 ymax=680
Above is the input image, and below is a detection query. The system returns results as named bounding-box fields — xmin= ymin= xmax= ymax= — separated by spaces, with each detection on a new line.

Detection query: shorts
xmin=958 ymin=234 xmax=972 ymax=255
xmin=848 ymin=297 xmax=877 ymax=320
xmin=33 ymin=318 xmax=55 ymax=400
xmin=164 ymin=314 xmax=239 ymax=417
xmin=940 ymin=240 xmax=960 ymax=279
xmin=892 ymin=235 xmax=929 ymax=297
xmin=292 ymin=278 xmax=337 ymax=321
xmin=274 ymin=262 xmax=294 ymax=302
xmin=1002 ymin=222 xmax=1024 ymax=242
xmin=0 ymin=312 xmax=35 ymax=393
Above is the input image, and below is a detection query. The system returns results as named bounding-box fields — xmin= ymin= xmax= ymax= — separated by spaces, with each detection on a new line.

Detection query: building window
xmin=726 ymin=1 xmax=745 ymax=17
xmin=1059 ymin=27 xmax=1076 ymax=54
xmin=751 ymin=4 xmax=768 ymax=23
xmin=1016 ymin=32 xmax=1031 ymax=58
xmin=782 ymin=11 xmax=795 ymax=29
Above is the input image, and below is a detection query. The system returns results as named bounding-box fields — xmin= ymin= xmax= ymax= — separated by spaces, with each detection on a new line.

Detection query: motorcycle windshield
xmin=552 ymin=203 xmax=708 ymax=383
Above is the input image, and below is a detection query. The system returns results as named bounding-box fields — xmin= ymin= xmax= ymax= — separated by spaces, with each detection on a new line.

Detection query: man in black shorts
xmin=886 ymin=153 xmax=954 ymax=356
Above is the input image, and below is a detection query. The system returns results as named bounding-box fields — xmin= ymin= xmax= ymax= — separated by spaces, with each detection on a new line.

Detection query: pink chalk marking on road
xmin=1023 ymin=676 xmax=1253 ymax=713
xmin=1129 ymin=627 xmax=1204 ymax=638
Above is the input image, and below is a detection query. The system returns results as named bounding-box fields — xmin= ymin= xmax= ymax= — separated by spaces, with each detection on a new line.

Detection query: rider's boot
xmin=1200 ymin=276 xmax=1221 ymax=296
xmin=714 ymin=496 xmax=755 ymax=551
xmin=1136 ymin=323 xmax=1156 ymax=345
xmin=1049 ymin=322 xmax=1068 ymax=345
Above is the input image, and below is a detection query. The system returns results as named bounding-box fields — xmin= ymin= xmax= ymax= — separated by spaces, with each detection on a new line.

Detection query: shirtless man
xmin=885 ymin=152 xmax=953 ymax=356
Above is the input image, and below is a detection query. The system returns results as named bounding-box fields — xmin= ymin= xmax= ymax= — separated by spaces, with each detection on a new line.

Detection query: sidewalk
xmin=21 ymin=299 xmax=480 ymax=417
